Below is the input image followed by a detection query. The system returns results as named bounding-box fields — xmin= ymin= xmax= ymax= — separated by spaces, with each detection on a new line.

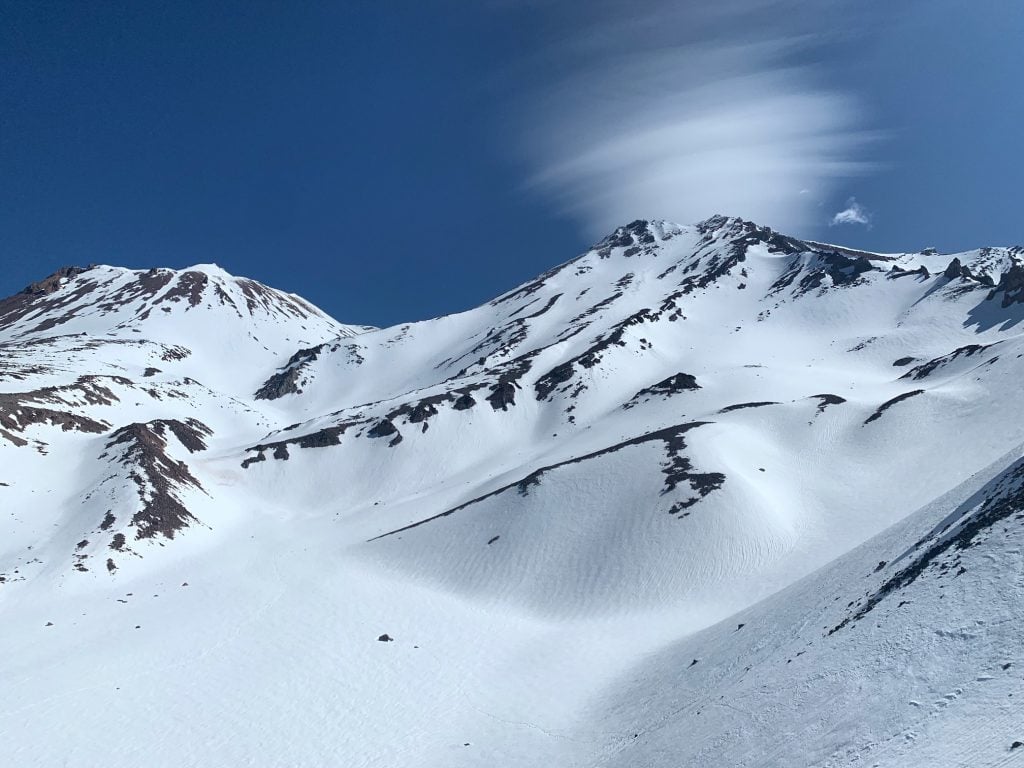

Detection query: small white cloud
xmin=830 ymin=198 xmax=871 ymax=226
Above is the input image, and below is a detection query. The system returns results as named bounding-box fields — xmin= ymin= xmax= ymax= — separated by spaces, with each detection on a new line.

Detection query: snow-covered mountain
xmin=2 ymin=217 xmax=1021 ymax=767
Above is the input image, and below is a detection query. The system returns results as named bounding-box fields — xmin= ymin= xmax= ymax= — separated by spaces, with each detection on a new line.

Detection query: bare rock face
xmin=155 ymin=271 xmax=209 ymax=308
xmin=0 ymin=266 xmax=97 ymax=329
xmin=863 ymin=390 xmax=924 ymax=425
xmin=0 ymin=401 xmax=109 ymax=446
xmin=943 ymin=257 xmax=964 ymax=279
xmin=367 ymin=418 xmax=398 ymax=439
xmin=993 ymin=262 xmax=1024 ymax=307
xmin=452 ymin=392 xmax=476 ymax=410
xmin=0 ymin=376 xmax=121 ymax=446
xmin=624 ymin=373 xmax=700 ymax=409
xmin=810 ymin=393 xmax=847 ymax=415
xmin=21 ymin=266 xmax=93 ymax=296
xmin=487 ymin=381 xmax=517 ymax=410
xmin=534 ymin=362 xmax=574 ymax=401
xmin=255 ymin=344 xmax=327 ymax=400
xmin=101 ymin=418 xmax=212 ymax=540
xmin=900 ymin=344 xmax=993 ymax=380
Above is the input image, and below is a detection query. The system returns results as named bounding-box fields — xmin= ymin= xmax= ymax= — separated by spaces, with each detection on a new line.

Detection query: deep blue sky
xmin=2 ymin=1 xmax=1022 ymax=327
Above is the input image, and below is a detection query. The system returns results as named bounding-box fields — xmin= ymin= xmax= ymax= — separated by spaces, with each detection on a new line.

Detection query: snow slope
xmin=1 ymin=217 xmax=1022 ymax=766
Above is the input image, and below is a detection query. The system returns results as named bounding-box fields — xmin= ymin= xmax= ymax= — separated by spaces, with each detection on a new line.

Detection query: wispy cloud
xmin=504 ymin=2 xmax=876 ymax=237
xmin=829 ymin=197 xmax=871 ymax=226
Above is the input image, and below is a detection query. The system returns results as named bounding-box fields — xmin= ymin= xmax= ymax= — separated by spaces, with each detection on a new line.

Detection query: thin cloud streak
xmin=512 ymin=3 xmax=876 ymax=237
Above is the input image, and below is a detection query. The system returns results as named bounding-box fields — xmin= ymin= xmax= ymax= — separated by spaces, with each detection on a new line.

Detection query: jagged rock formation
xmin=100 ymin=418 xmax=213 ymax=541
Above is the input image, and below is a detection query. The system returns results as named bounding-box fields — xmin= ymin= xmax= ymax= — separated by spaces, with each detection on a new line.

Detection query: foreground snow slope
xmin=1 ymin=217 xmax=1022 ymax=766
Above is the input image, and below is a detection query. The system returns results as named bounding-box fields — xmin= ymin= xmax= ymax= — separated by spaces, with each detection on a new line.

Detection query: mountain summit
xmin=2 ymin=219 xmax=1022 ymax=767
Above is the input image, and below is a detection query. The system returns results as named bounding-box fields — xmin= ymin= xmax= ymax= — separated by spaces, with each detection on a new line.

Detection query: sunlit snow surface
xmin=1 ymin=217 xmax=1022 ymax=767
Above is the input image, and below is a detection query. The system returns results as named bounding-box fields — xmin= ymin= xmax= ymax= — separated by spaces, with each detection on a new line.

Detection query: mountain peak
xmin=16 ymin=264 xmax=96 ymax=296
xmin=0 ymin=262 xmax=367 ymax=342
xmin=3 ymin=218 xmax=1024 ymax=766
xmin=180 ymin=262 xmax=232 ymax=278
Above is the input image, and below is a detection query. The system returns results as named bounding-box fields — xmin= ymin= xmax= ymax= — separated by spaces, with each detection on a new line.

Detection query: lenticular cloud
xmin=517 ymin=13 xmax=871 ymax=236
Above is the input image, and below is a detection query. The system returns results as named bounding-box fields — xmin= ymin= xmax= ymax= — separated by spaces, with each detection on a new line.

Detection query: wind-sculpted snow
xmin=2 ymin=217 xmax=1024 ymax=767
xmin=583 ymin=448 xmax=1024 ymax=768
xmin=831 ymin=453 xmax=1024 ymax=635
xmin=369 ymin=421 xmax=723 ymax=542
